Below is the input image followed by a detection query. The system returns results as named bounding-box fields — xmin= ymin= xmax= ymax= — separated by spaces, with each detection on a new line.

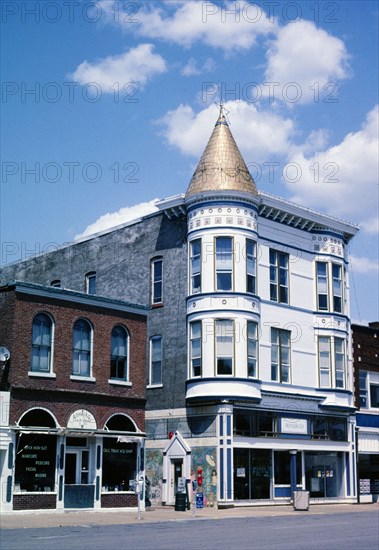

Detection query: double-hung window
xmin=151 ymin=258 xmax=163 ymax=305
xmin=246 ymin=239 xmax=256 ymax=294
xmin=271 ymin=328 xmax=291 ymax=383
xmin=332 ymin=264 xmax=343 ymax=313
xmin=316 ymin=262 xmax=344 ymax=313
xmin=190 ymin=321 xmax=202 ymax=377
xmin=215 ymin=319 xmax=234 ymax=375
xmin=215 ymin=237 xmax=233 ymax=291
xmin=72 ymin=319 xmax=92 ymax=377
xmin=31 ymin=313 xmax=53 ymax=373
xmin=190 ymin=240 xmax=201 ymax=294
xmin=247 ymin=321 xmax=258 ymax=378
xmin=110 ymin=325 xmax=128 ymax=381
xmin=316 ymin=262 xmax=328 ymax=310
xmin=269 ymin=250 xmax=289 ymax=303
xmin=149 ymin=336 xmax=162 ymax=385
xmin=318 ymin=336 xmax=346 ymax=388
xmin=359 ymin=370 xmax=379 ymax=409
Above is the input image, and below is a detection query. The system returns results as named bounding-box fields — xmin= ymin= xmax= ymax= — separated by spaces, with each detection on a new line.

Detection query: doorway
xmin=234 ymin=448 xmax=272 ymax=500
xmin=64 ymin=439 xmax=94 ymax=508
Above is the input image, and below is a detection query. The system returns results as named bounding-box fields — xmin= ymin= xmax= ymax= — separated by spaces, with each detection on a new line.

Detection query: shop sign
xmin=67 ymin=409 xmax=97 ymax=430
xmin=281 ymin=417 xmax=308 ymax=435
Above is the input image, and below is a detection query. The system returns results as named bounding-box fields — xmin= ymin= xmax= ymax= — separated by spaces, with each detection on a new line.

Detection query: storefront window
xmin=274 ymin=451 xmax=301 ymax=485
xmin=15 ymin=433 xmax=57 ymax=492
xmin=102 ymin=438 xmax=137 ymax=491
xmin=305 ymin=452 xmax=341 ymax=498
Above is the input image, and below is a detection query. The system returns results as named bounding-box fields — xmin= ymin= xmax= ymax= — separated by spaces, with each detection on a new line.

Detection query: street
xmin=2 ymin=510 xmax=378 ymax=550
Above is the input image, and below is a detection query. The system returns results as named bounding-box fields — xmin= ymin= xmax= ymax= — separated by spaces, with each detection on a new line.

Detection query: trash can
xmin=293 ymin=490 xmax=310 ymax=511
xmin=175 ymin=492 xmax=187 ymax=511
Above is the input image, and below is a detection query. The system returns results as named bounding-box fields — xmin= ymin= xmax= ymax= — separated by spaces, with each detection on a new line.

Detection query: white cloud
xmin=264 ymin=20 xmax=350 ymax=104
xmin=181 ymin=57 xmax=216 ymax=77
xmin=159 ymin=100 xmax=295 ymax=162
xmin=74 ymin=199 xmax=160 ymax=240
xmin=70 ymin=44 xmax=166 ymax=90
xmin=285 ymin=106 xmax=379 ymax=229
xmin=349 ymin=255 xmax=379 ymax=275
xmin=100 ymin=1 xmax=276 ymax=52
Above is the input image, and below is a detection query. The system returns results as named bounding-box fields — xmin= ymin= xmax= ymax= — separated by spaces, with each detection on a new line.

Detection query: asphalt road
xmin=2 ymin=511 xmax=378 ymax=550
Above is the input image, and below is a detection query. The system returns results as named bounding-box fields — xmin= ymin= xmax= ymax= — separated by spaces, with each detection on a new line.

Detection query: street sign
xmin=196 ymin=492 xmax=204 ymax=509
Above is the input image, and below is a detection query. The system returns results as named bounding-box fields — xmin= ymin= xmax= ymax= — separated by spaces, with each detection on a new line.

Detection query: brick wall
xmin=13 ymin=493 xmax=56 ymax=510
xmin=101 ymin=493 xmax=138 ymax=508
xmin=352 ymin=323 xmax=379 ymax=407
xmin=0 ymin=286 xmax=147 ymax=430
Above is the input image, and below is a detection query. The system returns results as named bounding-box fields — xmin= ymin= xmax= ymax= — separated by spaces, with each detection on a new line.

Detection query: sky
xmin=1 ymin=0 xmax=378 ymax=324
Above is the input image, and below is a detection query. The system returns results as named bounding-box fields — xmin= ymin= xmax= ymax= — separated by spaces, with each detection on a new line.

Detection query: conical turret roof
xmin=186 ymin=107 xmax=258 ymax=198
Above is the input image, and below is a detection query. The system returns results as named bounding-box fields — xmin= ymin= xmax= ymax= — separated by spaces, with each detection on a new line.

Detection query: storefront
xmin=10 ymin=407 xmax=145 ymax=511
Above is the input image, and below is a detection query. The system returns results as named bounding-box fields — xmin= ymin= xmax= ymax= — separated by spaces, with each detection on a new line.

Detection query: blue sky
xmin=1 ymin=0 xmax=378 ymax=323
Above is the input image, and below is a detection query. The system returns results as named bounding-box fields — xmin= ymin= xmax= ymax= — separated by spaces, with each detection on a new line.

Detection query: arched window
xmin=19 ymin=408 xmax=57 ymax=428
xmin=110 ymin=325 xmax=129 ymax=381
xmin=72 ymin=319 xmax=92 ymax=377
xmin=105 ymin=414 xmax=136 ymax=432
xmin=31 ymin=313 xmax=53 ymax=373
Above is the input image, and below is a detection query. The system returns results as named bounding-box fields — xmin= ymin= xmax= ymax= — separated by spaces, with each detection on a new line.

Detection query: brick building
xmin=352 ymin=322 xmax=379 ymax=501
xmin=1 ymin=109 xmax=360 ymax=507
xmin=0 ymin=281 xmax=147 ymax=511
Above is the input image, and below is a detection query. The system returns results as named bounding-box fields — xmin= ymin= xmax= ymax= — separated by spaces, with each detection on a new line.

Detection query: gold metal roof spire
xmin=185 ymin=105 xmax=258 ymax=198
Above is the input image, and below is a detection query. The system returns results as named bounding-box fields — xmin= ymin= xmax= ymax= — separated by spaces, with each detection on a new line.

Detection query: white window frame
xmin=85 ymin=272 xmax=96 ymax=295
xmin=215 ymin=319 xmax=234 ymax=376
xmin=149 ymin=335 xmax=162 ymax=386
xmin=247 ymin=321 xmax=258 ymax=378
xmin=30 ymin=312 xmax=54 ymax=375
xmin=71 ymin=318 xmax=94 ymax=380
xmin=269 ymin=250 xmax=289 ymax=304
xmin=318 ymin=336 xmax=346 ymax=389
xmin=271 ymin=327 xmax=291 ymax=383
xmin=359 ymin=370 xmax=379 ymax=410
xmin=215 ymin=237 xmax=233 ymax=292
xmin=316 ymin=261 xmax=344 ymax=314
xmin=190 ymin=239 xmax=201 ymax=294
xmin=189 ymin=321 xmax=202 ymax=378
xmin=151 ymin=258 xmax=163 ymax=305
xmin=246 ymin=239 xmax=256 ymax=295
xmin=109 ymin=325 xmax=129 ymax=382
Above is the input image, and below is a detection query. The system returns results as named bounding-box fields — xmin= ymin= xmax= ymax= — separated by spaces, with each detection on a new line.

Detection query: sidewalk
xmin=1 ymin=502 xmax=378 ymax=530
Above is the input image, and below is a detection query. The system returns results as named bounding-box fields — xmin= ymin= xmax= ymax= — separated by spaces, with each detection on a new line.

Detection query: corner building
xmin=0 ymin=110 xmax=359 ymax=507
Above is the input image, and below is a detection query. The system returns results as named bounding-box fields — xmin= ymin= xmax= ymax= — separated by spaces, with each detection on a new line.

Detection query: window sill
xmin=70 ymin=375 xmax=96 ymax=382
xmin=147 ymin=384 xmax=163 ymax=389
xmin=28 ymin=371 xmax=56 ymax=379
xmin=108 ymin=379 xmax=132 ymax=387
xmin=151 ymin=303 xmax=164 ymax=309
